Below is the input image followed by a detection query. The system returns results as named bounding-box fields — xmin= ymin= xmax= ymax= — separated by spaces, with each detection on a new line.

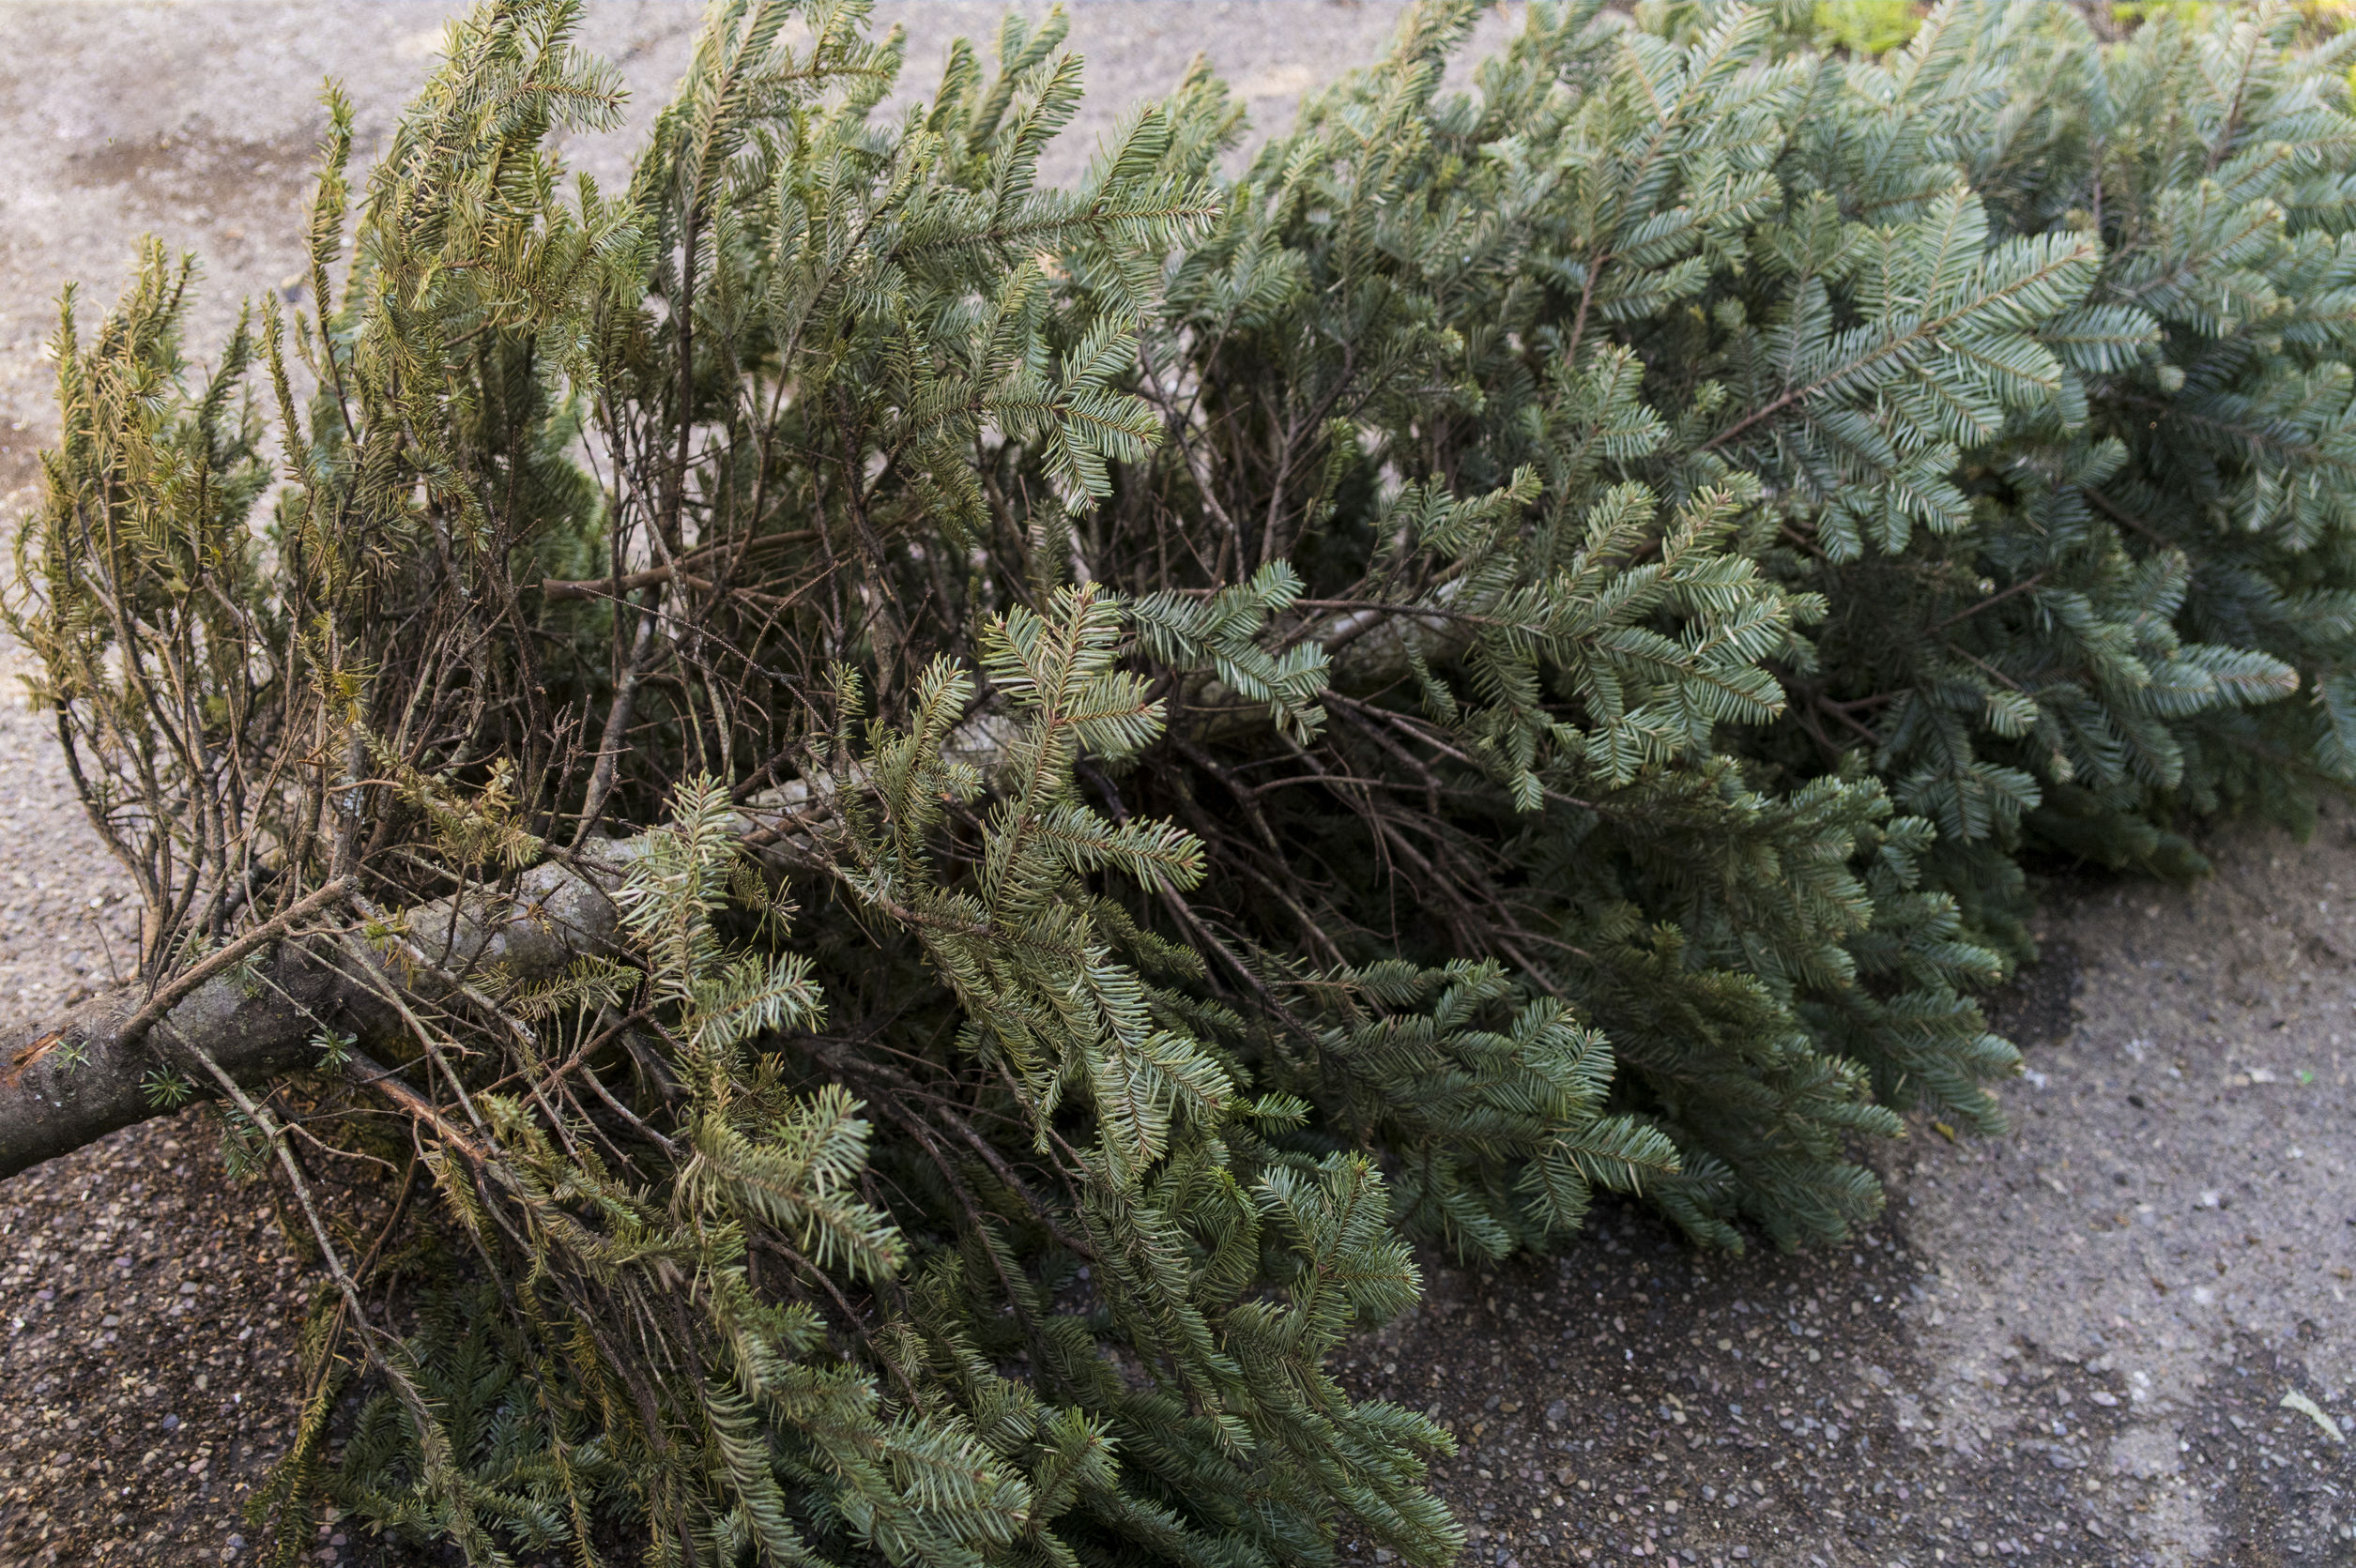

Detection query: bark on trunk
xmin=0 ymin=855 xmax=629 ymax=1180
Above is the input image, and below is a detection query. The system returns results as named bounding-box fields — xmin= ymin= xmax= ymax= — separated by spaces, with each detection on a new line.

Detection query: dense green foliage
xmin=16 ymin=0 xmax=2356 ymax=1561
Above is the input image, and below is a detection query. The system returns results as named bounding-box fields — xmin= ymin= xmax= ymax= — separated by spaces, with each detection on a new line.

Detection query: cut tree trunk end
xmin=0 ymin=856 xmax=630 ymax=1180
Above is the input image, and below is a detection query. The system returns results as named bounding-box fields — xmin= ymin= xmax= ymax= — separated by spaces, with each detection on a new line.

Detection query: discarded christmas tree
xmin=6 ymin=0 xmax=2355 ymax=1560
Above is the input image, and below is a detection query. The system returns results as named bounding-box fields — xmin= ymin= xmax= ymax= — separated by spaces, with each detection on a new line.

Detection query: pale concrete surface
xmin=0 ymin=0 xmax=1514 ymax=493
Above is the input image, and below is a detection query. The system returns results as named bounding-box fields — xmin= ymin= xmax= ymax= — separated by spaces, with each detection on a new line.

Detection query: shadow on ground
xmin=1337 ymin=814 xmax=2356 ymax=1568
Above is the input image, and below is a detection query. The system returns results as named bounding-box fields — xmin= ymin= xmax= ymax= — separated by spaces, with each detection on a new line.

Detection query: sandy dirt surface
xmin=0 ymin=7 xmax=2349 ymax=1565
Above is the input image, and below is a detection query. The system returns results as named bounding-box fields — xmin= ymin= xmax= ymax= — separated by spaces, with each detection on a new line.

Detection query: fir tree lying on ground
xmin=4 ymin=0 xmax=2354 ymax=1560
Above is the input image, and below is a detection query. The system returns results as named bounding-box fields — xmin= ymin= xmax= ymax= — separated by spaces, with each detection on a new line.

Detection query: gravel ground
xmin=1 ymin=7 xmax=2351 ymax=1566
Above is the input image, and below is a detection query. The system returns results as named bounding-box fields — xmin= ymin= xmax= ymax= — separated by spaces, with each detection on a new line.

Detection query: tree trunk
xmin=0 ymin=614 xmax=1446 ymax=1180
xmin=0 ymin=856 xmax=629 ymax=1180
